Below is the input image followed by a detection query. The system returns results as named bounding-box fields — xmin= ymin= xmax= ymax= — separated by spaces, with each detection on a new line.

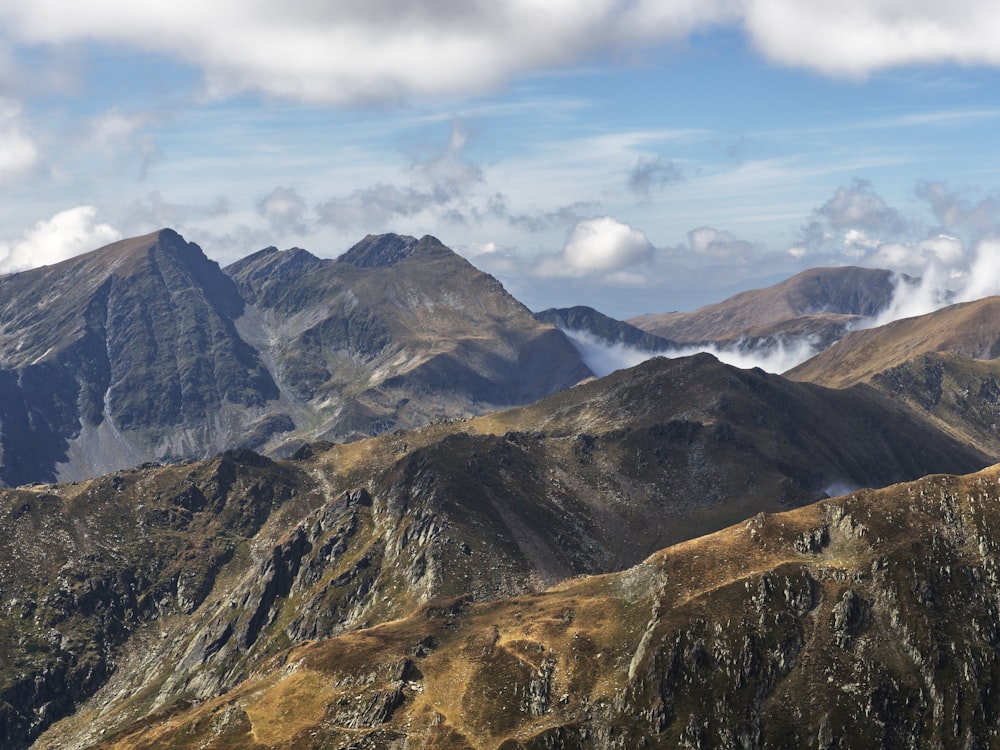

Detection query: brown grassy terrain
xmin=7 ymin=353 xmax=988 ymax=749
xmin=628 ymin=266 xmax=897 ymax=345
xmin=89 ymin=463 xmax=1000 ymax=749
xmin=787 ymin=296 xmax=1000 ymax=389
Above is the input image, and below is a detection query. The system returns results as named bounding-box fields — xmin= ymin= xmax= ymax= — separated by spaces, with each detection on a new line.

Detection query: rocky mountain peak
xmin=337 ymin=232 xmax=420 ymax=268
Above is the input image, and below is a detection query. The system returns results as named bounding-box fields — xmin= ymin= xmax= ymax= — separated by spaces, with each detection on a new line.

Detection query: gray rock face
xmin=0 ymin=230 xmax=592 ymax=486
xmin=0 ymin=230 xmax=277 ymax=486
xmin=535 ymin=305 xmax=677 ymax=352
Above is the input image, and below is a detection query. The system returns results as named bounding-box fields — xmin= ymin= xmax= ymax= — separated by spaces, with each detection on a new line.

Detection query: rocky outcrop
xmin=91 ymin=464 xmax=1000 ymax=749
xmin=0 ymin=230 xmax=593 ymax=486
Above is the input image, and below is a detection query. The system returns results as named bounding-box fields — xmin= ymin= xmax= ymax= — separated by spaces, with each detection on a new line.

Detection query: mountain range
xmin=6 ymin=229 xmax=1000 ymax=747
xmin=0 ymin=230 xmax=589 ymax=487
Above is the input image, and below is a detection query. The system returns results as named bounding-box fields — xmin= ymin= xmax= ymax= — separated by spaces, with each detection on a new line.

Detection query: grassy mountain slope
xmin=4 ymin=355 xmax=986 ymax=748
xmin=788 ymin=296 xmax=1000 ymax=389
xmin=79 ymin=462 xmax=1000 ymax=749
xmin=629 ymin=266 xmax=900 ymax=348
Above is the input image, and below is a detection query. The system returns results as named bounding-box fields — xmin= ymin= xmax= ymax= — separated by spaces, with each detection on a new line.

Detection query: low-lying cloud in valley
xmin=561 ymin=328 xmax=821 ymax=378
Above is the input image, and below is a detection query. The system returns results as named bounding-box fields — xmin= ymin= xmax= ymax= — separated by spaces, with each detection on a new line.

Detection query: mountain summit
xmin=0 ymin=230 xmax=591 ymax=486
xmin=629 ymin=266 xmax=902 ymax=348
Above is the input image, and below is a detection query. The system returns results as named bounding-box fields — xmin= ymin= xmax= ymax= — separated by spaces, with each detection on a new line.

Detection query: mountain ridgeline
xmin=628 ymin=266 xmax=906 ymax=349
xmin=5 ymin=353 xmax=991 ymax=749
xmin=10 ymin=230 xmax=1000 ymax=747
xmin=0 ymin=230 xmax=590 ymax=487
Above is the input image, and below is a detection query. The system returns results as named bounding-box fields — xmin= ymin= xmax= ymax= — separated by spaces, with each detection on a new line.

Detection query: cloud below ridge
xmin=562 ymin=328 xmax=821 ymax=378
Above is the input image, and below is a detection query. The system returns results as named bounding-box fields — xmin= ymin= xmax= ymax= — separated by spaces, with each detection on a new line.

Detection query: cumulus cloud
xmin=2 ymin=2 xmax=997 ymax=106
xmin=538 ymin=216 xmax=654 ymax=277
xmin=628 ymin=156 xmax=683 ymax=197
xmin=0 ymin=1 xmax=735 ymax=104
xmin=0 ymin=206 xmax=120 ymax=273
xmin=743 ymin=0 xmax=1000 ymax=78
xmin=790 ymin=179 xmax=912 ymax=260
xmin=257 ymin=186 xmax=309 ymax=234
xmin=818 ymin=178 xmax=907 ymax=233
xmin=687 ymin=226 xmax=754 ymax=260
xmin=0 ymin=99 xmax=38 ymax=179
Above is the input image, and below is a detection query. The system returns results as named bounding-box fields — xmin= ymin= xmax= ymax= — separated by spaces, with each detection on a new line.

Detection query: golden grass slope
xmin=628 ymin=266 xmax=896 ymax=344
xmin=788 ymin=296 xmax=1000 ymax=389
xmin=89 ymin=463 xmax=1000 ymax=749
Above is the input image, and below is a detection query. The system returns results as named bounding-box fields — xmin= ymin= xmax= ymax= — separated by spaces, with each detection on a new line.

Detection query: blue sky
xmin=3 ymin=2 xmax=1000 ymax=317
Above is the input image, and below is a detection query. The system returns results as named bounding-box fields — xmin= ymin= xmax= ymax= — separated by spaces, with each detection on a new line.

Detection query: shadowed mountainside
xmin=534 ymin=305 xmax=676 ymax=352
xmin=48 ymin=462 xmax=1000 ymax=749
xmin=0 ymin=229 xmax=278 ymax=487
xmin=785 ymin=297 xmax=1000 ymax=460
xmin=0 ymin=230 xmax=591 ymax=486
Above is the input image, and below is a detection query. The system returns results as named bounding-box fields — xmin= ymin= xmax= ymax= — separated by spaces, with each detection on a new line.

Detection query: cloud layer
xmin=3 ymin=2 xmax=999 ymax=104
xmin=561 ymin=328 xmax=820 ymax=378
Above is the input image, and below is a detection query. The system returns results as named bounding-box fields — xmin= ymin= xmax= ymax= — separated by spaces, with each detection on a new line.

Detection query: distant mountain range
xmin=627 ymin=266 xmax=904 ymax=349
xmin=0 ymin=230 xmax=589 ymax=486
xmin=8 ymin=229 xmax=1000 ymax=747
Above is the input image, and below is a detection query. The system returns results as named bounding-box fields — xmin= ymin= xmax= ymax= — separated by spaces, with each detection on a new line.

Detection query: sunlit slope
xmin=629 ymin=266 xmax=900 ymax=347
xmin=89 ymin=464 xmax=1000 ymax=749
xmin=10 ymin=354 xmax=988 ymax=748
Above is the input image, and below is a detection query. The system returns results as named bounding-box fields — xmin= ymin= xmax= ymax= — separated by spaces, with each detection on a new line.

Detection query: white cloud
xmin=0 ymin=207 xmax=121 ymax=273
xmin=462 ymin=241 xmax=500 ymax=257
xmin=916 ymin=181 xmax=1000 ymax=236
xmin=791 ymin=180 xmax=912 ymax=261
xmin=743 ymin=0 xmax=1000 ymax=77
xmin=560 ymin=329 xmax=658 ymax=377
xmin=0 ymin=1 xmax=734 ymax=104
xmin=956 ymin=238 xmax=1000 ymax=304
xmin=819 ymin=178 xmax=905 ymax=233
xmin=560 ymin=327 xmax=819 ymax=378
xmin=688 ymin=226 xmax=753 ymax=259
xmin=2 ymin=2 xmax=997 ymax=106
xmin=0 ymin=99 xmax=38 ymax=179
xmin=86 ymin=108 xmax=161 ymax=177
xmin=665 ymin=337 xmax=822 ymax=374
xmin=538 ymin=216 xmax=654 ymax=277
xmin=257 ymin=186 xmax=309 ymax=234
